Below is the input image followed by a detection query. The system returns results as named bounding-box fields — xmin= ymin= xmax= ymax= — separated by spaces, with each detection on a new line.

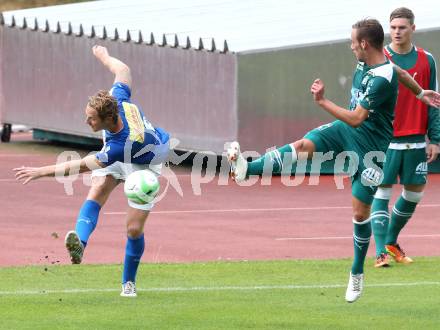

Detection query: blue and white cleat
xmin=226 ymin=141 xmax=248 ymax=182
xmin=64 ymin=230 xmax=84 ymax=264
xmin=120 ymin=281 xmax=137 ymax=297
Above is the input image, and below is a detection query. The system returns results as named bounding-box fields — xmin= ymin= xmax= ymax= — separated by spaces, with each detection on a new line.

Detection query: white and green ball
xmin=124 ymin=170 xmax=160 ymax=204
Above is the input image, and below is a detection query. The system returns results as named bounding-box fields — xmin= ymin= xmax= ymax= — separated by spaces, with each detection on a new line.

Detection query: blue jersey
xmin=95 ymin=83 xmax=170 ymax=166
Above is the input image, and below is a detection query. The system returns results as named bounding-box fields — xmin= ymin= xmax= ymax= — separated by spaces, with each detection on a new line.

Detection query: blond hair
xmin=88 ymin=90 xmax=118 ymax=124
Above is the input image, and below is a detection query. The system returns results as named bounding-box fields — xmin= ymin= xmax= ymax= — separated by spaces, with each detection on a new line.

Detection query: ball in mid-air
xmin=124 ymin=170 xmax=160 ymax=204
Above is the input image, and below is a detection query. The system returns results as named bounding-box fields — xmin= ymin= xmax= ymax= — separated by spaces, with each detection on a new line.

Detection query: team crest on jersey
xmin=415 ymin=162 xmax=428 ymax=175
xmin=361 ymin=167 xmax=383 ymax=186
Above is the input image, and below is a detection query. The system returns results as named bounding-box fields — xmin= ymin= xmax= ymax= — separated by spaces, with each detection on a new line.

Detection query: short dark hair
xmin=390 ymin=7 xmax=415 ymax=25
xmin=352 ymin=18 xmax=384 ymax=51
xmin=88 ymin=90 xmax=118 ymax=124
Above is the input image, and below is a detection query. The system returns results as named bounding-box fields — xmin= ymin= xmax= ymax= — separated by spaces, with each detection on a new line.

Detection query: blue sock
xmin=122 ymin=234 xmax=145 ymax=284
xmin=351 ymin=218 xmax=371 ymax=275
xmin=75 ymin=200 xmax=101 ymax=247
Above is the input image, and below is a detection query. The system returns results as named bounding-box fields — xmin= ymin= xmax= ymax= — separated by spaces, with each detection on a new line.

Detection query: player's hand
xmin=92 ymin=45 xmax=109 ymax=61
xmin=310 ymin=79 xmax=325 ymax=103
xmin=427 ymin=143 xmax=440 ymax=163
xmin=421 ymin=90 xmax=440 ymax=108
xmin=13 ymin=166 xmax=43 ymax=184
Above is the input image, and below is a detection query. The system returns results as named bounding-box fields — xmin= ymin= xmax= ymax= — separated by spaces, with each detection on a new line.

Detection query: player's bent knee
xmin=87 ymin=186 xmax=112 ymax=205
xmin=127 ymin=226 xmax=144 ymax=238
xmin=352 ymin=213 xmax=370 ymax=222
xmin=293 ymin=139 xmax=315 ymax=156
xmin=352 ymin=200 xmax=371 ymax=221
xmin=126 ymin=215 xmax=148 ymax=238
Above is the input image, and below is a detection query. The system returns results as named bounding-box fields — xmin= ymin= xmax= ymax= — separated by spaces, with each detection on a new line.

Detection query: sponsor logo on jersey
xmin=123 ymin=102 xmax=145 ymax=143
xmin=361 ymin=167 xmax=384 ymax=186
xmin=415 ymin=162 xmax=428 ymax=175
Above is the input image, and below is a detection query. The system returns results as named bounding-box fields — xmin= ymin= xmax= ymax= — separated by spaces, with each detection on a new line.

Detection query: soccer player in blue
xmin=14 ymin=45 xmax=170 ymax=297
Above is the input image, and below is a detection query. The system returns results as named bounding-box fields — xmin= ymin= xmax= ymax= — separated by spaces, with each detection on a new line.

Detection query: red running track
xmin=1 ymin=133 xmax=440 ymax=267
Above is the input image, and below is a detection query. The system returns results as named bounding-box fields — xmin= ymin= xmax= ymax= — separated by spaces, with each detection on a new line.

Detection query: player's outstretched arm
xmin=92 ymin=45 xmax=132 ymax=88
xmin=394 ymin=65 xmax=440 ymax=108
xmin=13 ymin=155 xmax=103 ymax=185
xmin=310 ymin=79 xmax=368 ymax=127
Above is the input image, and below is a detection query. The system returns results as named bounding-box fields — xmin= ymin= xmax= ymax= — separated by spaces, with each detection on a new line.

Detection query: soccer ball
xmin=124 ymin=170 xmax=160 ymax=204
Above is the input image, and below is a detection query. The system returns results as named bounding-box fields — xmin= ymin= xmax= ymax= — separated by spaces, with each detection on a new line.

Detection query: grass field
xmin=1 ymin=258 xmax=440 ymax=329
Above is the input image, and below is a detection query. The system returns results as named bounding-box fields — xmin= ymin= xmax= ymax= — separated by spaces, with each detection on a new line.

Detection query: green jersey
xmin=348 ymin=60 xmax=398 ymax=152
xmin=304 ymin=59 xmax=398 ymax=205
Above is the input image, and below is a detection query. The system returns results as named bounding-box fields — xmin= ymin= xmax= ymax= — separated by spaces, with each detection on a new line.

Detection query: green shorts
xmin=382 ymin=145 xmax=428 ymax=185
xmin=304 ymin=121 xmax=384 ymax=205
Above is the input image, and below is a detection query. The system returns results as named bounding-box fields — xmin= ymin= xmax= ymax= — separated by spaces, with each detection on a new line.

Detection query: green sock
xmin=351 ymin=219 xmax=371 ymax=275
xmin=370 ymin=198 xmax=390 ymax=256
xmin=247 ymin=144 xmax=297 ymax=176
xmin=386 ymin=196 xmax=417 ymax=245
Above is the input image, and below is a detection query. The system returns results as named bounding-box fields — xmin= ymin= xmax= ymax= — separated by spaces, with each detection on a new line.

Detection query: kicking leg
xmin=226 ymin=138 xmax=315 ymax=182
xmin=65 ymin=175 xmax=119 ymax=264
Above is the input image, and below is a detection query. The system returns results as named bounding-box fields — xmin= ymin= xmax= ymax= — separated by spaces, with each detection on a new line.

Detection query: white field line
xmin=0 ymin=282 xmax=439 ymax=296
xmin=275 ymin=234 xmax=440 ymax=241
xmin=104 ymin=204 xmax=440 ymax=215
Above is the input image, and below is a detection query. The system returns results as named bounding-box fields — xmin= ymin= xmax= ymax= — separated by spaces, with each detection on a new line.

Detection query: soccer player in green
xmin=371 ymin=7 xmax=440 ymax=268
xmin=227 ymin=19 xmax=440 ymax=303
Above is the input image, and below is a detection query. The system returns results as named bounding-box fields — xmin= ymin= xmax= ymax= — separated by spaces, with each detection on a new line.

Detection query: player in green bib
xmin=371 ymin=7 xmax=440 ymax=268
xmin=227 ymin=19 xmax=440 ymax=303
